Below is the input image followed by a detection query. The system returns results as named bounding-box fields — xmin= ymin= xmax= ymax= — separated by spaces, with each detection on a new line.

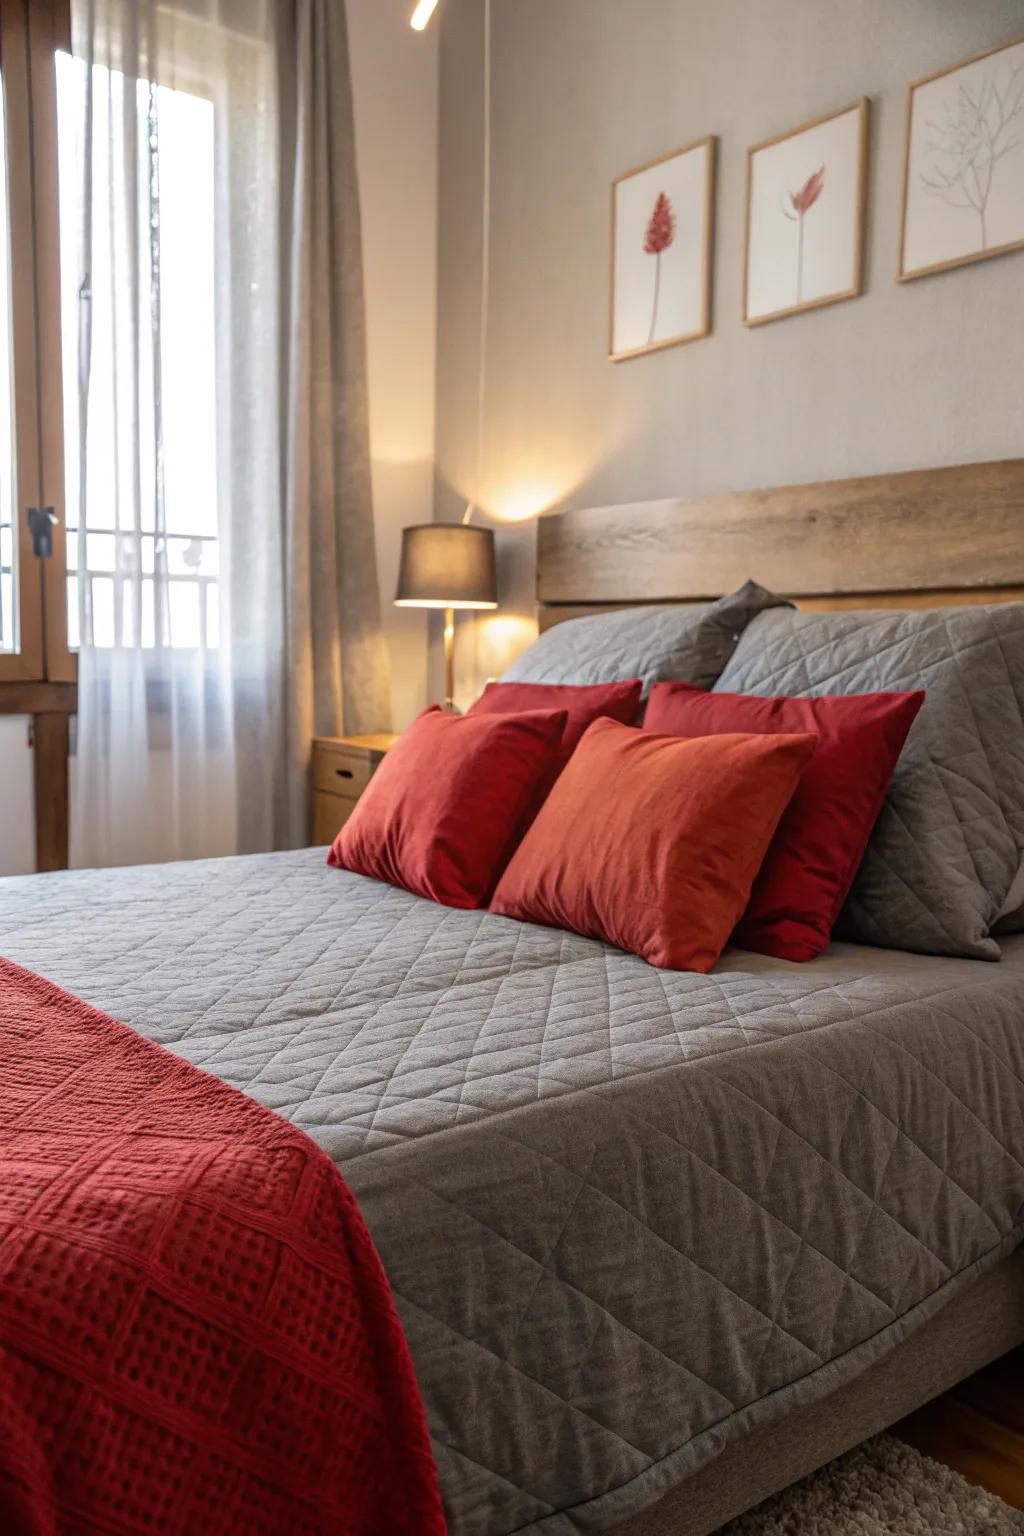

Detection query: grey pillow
xmin=501 ymin=581 xmax=789 ymax=696
xmin=716 ymin=603 xmax=1024 ymax=960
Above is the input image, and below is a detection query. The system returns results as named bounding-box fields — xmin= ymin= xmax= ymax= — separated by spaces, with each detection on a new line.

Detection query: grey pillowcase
xmin=716 ymin=603 xmax=1024 ymax=960
xmin=501 ymin=581 xmax=790 ymax=696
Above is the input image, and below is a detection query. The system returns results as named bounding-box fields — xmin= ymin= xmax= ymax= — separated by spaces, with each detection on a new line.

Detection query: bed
xmin=2 ymin=456 xmax=1024 ymax=1535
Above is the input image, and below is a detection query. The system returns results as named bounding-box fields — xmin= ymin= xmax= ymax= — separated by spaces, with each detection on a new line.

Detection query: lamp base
xmin=443 ymin=606 xmax=456 ymax=712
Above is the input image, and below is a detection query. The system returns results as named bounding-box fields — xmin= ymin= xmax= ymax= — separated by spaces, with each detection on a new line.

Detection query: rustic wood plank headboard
xmin=535 ymin=459 xmax=1024 ymax=629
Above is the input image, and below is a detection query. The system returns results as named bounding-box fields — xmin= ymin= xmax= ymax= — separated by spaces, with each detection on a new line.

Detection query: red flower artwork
xmin=790 ymin=165 xmax=826 ymax=216
xmin=643 ymin=191 xmax=676 ymax=344
xmin=782 ymin=164 xmax=826 ymax=303
xmin=644 ymin=192 xmax=676 ymax=255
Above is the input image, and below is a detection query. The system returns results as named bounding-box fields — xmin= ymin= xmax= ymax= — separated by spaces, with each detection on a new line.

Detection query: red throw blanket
xmin=0 ymin=957 xmax=446 ymax=1536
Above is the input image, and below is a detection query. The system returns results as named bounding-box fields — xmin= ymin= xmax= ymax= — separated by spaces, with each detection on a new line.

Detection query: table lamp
xmin=395 ymin=523 xmax=498 ymax=710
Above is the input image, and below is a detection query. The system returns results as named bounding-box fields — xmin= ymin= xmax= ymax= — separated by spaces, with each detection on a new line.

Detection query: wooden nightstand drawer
xmin=313 ymin=744 xmax=376 ymax=798
xmin=311 ymin=732 xmax=399 ymax=847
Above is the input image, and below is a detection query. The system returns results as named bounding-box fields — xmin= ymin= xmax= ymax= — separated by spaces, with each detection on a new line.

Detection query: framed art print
xmin=743 ymin=99 xmax=868 ymax=326
xmin=900 ymin=34 xmax=1024 ymax=281
xmin=609 ymin=136 xmax=715 ymax=362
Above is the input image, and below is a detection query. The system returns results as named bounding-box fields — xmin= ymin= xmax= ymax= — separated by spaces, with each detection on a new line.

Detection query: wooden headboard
xmin=535 ymin=459 xmax=1024 ymax=629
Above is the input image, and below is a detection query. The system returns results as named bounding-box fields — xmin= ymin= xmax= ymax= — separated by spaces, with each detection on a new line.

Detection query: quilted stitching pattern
xmin=716 ymin=604 xmax=1024 ymax=960
xmin=0 ymin=958 xmax=445 ymax=1536
xmin=501 ymin=582 xmax=790 ymax=695
xmin=2 ymin=850 xmax=1023 ymax=1536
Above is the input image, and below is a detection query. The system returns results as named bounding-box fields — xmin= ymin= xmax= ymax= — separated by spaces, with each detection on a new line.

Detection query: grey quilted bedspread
xmin=2 ymin=848 xmax=1023 ymax=1535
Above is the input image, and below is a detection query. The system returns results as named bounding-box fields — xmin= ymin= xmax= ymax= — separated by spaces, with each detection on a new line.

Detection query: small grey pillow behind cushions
xmin=716 ymin=602 xmax=1024 ymax=960
xmin=501 ymin=580 xmax=790 ymax=695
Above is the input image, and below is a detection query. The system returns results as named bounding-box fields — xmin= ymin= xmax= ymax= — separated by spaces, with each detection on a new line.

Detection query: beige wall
xmin=348 ymin=0 xmax=439 ymax=728
xmin=434 ymin=0 xmax=1024 ymax=703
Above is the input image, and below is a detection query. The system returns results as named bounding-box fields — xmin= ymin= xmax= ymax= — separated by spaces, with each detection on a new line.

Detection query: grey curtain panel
xmin=272 ymin=0 xmax=392 ymax=850
xmin=67 ymin=0 xmax=390 ymax=865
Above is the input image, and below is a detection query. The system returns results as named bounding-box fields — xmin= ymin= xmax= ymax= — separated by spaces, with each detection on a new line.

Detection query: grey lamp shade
xmin=394 ymin=523 xmax=498 ymax=610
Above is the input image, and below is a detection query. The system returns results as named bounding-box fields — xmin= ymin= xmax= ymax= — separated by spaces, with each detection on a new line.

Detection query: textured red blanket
xmin=0 ymin=958 xmax=446 ymax=1536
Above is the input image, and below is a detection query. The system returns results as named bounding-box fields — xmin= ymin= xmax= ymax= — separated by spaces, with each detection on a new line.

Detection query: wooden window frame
xmin=0 ymin=0 xmax=74 ymax=872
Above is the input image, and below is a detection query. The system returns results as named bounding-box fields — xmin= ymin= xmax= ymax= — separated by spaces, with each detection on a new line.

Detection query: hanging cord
xmin=463 ymin=0 xmax=491 ymax=525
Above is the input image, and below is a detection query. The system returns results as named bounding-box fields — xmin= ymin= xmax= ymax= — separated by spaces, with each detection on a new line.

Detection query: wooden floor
xmin=893 ymin=1344 xmax=1024 ymax=1510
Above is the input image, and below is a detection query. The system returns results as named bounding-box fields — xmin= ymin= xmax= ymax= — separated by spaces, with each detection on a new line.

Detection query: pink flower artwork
xmin=643 ymin=191 xmax=676 ymax=344
xmin=782 ymin=164 xmax=825 ymax=302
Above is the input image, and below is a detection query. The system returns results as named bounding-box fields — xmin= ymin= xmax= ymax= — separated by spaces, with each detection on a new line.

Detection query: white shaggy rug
xmin=721 ymin=1435 xmax=1024 ymax=1534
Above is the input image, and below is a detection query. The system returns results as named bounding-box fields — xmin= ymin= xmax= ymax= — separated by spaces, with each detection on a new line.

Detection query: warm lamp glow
xmin=395 ymin=598 xmax=497 ymax=610
xmin=470 ymin=426 xmax=628 ymax=527
xmin=476 ymin=614 xmax=538 ymax=678
xmin=479 ymin=466 xmax=598 ymax=526
xmin=409 ymin=0 xmax=440 ymax=30
xmin=490 ymin=483 xmax=566 ymax=525
xmin=479 ymin=614 xmax=538 ymax=649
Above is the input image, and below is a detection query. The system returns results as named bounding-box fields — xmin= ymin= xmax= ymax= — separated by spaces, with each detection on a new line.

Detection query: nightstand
xmin=312 ymin=733 xmax=399 ymax=846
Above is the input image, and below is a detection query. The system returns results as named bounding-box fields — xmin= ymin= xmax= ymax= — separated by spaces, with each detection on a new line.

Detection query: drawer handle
xmin=334 ymin=767 xmax=355 ymax=780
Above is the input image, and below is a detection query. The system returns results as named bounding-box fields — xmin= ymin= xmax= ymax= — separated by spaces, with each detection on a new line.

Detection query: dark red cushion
xmin=643 ymin=682 xmax=925 ymax=962
xmin=327 ymin=705 xmax=567 ymax=909
xmin=467 ymin=679 xmax=643 ymax=760
xmin=491 ymin=718 xmax=817 ymax=973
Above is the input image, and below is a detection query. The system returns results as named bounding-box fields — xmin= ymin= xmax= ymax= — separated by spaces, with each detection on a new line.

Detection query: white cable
xmin=464 ymin=0 xmax=491 ymax=525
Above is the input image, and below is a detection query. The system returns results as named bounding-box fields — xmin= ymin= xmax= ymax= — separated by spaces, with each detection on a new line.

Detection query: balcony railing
xmin=65 ymin=526 xmax=219 ymax=650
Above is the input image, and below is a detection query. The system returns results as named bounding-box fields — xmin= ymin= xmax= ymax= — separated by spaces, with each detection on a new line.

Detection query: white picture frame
xmin=609 ymin=136 xmax=715 ymax=363
xmin=899 ymin=34 xmax=1024 ymax=281
xmin=743 ymin=100 xmax=869 ymax=327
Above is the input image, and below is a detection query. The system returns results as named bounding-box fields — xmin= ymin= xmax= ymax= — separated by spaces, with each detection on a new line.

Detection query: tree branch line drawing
xmin=781 ymin=165 xmax=825 ymax=302
xmin=643 ymin=191 xmax=676 ymax=343
xmin=920 ymin=53 xmax=1024 ymax=250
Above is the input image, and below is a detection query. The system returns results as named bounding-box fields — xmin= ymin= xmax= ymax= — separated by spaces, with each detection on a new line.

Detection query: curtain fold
xmin=66 ymin=0 xmax=391 ymax=868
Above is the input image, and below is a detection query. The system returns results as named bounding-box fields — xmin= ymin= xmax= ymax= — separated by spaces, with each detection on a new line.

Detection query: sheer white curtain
xmin=64 ymin=0 xmax=390 ymax=868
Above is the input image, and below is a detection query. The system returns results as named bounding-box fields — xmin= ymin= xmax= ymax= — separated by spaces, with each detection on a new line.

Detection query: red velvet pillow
xmin=644 ymin=682 xmax=925 ymax=961
xmin=490 ymin=718 xmax=817 ymax=973
xmin=327 ymin=705 xmax=568 ymax=908
xmin=467 ymin=679 xmax=643 ymax=760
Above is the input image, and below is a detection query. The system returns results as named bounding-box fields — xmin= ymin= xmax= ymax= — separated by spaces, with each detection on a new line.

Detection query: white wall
xmin=347 ymin=0 xmax=439 ymax=730
xmin=0 ymin=717 xmax=35 ymax=876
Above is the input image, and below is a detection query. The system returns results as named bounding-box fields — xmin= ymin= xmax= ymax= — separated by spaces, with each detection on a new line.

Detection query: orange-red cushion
xmin=327 ymin=705 xmax=567 ymax=908
xmin=490 ymin=717 xmax=817 ymax=972
xmin=644 ymin=683 xmax=925 ymax=961
xmin=467 ymin=679 xmax=642 ymax=760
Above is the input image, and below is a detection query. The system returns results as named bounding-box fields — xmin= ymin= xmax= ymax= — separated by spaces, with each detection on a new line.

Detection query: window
xmin=57 ymin=53 xmax=220 ymax=650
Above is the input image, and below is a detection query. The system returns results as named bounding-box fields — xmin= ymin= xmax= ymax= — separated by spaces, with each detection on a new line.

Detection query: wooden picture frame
xmin=743 ymin=99 xmax=869 ymax=327
xmin=898 ymin=33 xmax=1024 ymax=282
xmin=609 ymin=135 xmax=715 ymax=363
